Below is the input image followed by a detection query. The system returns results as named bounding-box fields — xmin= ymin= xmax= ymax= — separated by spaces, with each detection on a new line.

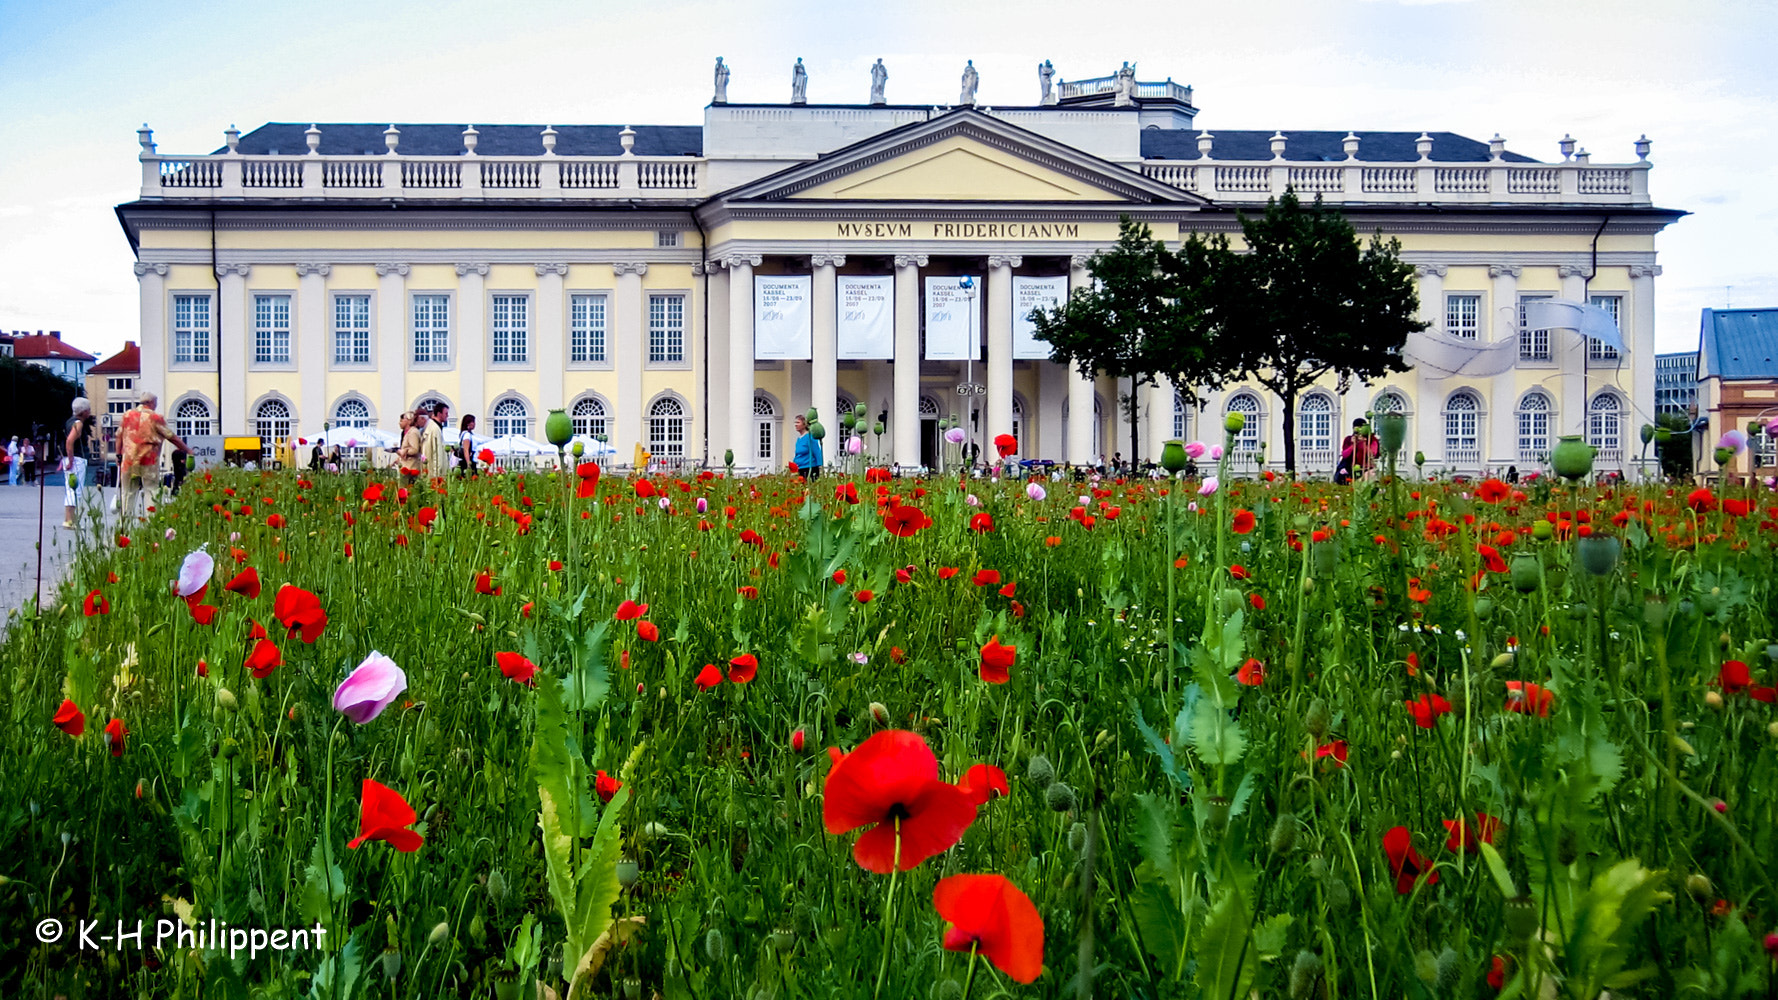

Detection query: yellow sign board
xmin=224 ymin=436 xmax=262 ymax=451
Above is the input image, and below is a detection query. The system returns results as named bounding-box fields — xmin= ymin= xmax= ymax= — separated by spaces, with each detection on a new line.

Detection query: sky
xmin=1 ymin=0 xmax=1773 ymax=362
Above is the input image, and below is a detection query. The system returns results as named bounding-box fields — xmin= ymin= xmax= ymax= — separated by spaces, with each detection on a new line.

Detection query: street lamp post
xmin=956 ymin=276 xmax=984 ymax=473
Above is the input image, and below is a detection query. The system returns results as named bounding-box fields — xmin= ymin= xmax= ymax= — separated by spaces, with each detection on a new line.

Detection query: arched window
xmin=333 ymin=398 xmax=371 ymax=428
xmin=1588 ymin=392 xmax=1624 ymax=462
xmin=1011 ymin=395 xmax=1026 ymax=453
xmin=414 ymin=395 xmax=448 ymax=421
xmin=835 ymin=393 xmax=856 ymax=424
xmin=1443 ymin=391 xmax=1483 ymax=463
xmin=754 ymin=393 xmax=779 ymax=464
xmin=1297 ymin=393 xmax=1335 ymax=467
xmin=491 ymin=397 xmax=529 ymax=438
xmin=571 ymin=396 xmax=608 ymax=440
xmin=174 ymin=398 xmax=212 ymax=438
xmin=1372 ymin=390 xmax=1411 ymax=466
xmin=919 ymin=396 xmax=940 ymax=417
xmin=1173 ymin=393 xmax=1188 ymax=440
xmin=255 ymin=399 xmax=292 ymax=464
xmin=649 ymin=397 xmax=686 ymax=461
xmin=1225 ymin=392 xmax=1262 ymax=456
xmin=1516 ymin=391 xmax=1553 ymax=464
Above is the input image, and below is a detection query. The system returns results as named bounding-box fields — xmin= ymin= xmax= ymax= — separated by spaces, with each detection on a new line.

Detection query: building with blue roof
xmin=1698 ymin=307 xmax=1778 ymax=481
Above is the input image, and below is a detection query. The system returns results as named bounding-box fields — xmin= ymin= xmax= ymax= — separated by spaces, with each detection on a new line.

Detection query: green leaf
xmin=1196 ymin=887 xmax=1255 ymax=1000
xmin=1132 ymin=700 xmax=1186 ymax=790
xmin=298 ymin=839 xmax=346 ymax=926
xmin=1129 ymin=878 xmax=1187 ymax=978
xmin=562 ymin=620 xmax=611 ymax=712
xmin=1189 ymin=698 xmax=1246 ymax=767
xmin=1130 ymin=792 xmax=1178 ymax=881
xmin=565 ymin=785 xmax=630 ymax=999
xmin=1252 ymin=913 xmax=1294 ymax=959
xmin=310 ymin=924 xmax=365 ymax=1000
xmin=1478 ymin=841 xmax=1517 ymax=899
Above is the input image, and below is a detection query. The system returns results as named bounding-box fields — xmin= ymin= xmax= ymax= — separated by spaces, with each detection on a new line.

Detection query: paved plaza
xmin=0 ymin=480 xmax=113 ymax=618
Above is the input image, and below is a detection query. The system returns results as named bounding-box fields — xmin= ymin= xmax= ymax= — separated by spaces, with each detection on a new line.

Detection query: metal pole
xmin=35 ymin=431 xmax=46 ymax=608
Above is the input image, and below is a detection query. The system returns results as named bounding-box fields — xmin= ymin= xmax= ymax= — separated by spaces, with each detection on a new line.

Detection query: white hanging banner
xmin=924 ymin=276 xmax=980 ymax=361
xmin=1012 ymin=275 xmax=1068 ymax=360
xmin=754 ymin=275 xmax=812 ymax=360
xmin=837 ymin=275 xmax=894 ymax=359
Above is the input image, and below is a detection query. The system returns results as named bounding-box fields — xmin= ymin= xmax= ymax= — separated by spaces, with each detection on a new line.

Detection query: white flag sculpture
xmin=1522 ymin=298 xmax=1626 ymax=354
xmin=1402 ymin=330 xmax=1521 ymax=378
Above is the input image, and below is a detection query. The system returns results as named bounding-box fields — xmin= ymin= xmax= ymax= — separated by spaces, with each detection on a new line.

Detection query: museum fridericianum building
xmin=116 ymin=61 xmax=1680 ymax=475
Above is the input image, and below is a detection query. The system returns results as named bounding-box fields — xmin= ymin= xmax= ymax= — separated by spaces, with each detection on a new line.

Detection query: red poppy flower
xmin=728 ymin=654 xmax=758 ymax=684
xmin=1724 ymin=498 xmax=1750 ymax=517
xmin=245 ymin=638 xmax=282 ymax=678
xmin=1717 ymin=659 xmax=1752 ymax=694
xmin=1249 ymin=593 xmax=1266 ymax=611
xmin=932 ymin=874 xmax=1044 ymax=984
xmin=576 ymin=462 xmax=602 ymax=499
xmin=969 ymin=512 xmax=995 ymax=533
xmin=736 ymin=585 xmax=759 ymax=600
xmin=835 ymin=482 xmax=860 ymax=504
xmin=1488 ymin=955 xmax=1511 ymax=990
xmin=361 ymin=483 xmax=385 ymax=503
xmin=1404 ymin=693 xmax=1452 ymax=728
xmin=224 ymin=567 xmax=261 ymax=599
xmin=188 ymin=602 xmax=218 ymax=626
xmin=1236 ymin=658 xmax=1266 ymax=686
xmin=116 ymin=534 xmax=130 ymax=548
xmin=855 ymin=589 xmax=874 ymax=604
xmin=53 ymin=698 xmax=85 ymax=736
xmin=999 ymin=581 xmax=1017 ymax=599
xmin=83 ymin=589 xmax=109 ymax=616
xmin=992 ymin=433 xmax=1018 ymax=459
xmin=832 ymin=569 xmax=848 ymax=585
xmin=1382 ymin=825 xmax=1438 ymax=894
xmin=636 ymin=620 xmax=660 ymax=643
xmin=1231 ymin=509 xmax=1255 ymax=534
xmin=1476 ymin=544 xmax=1508 ymax=575
xmin=895 ymin=567 xmax=914 ymax=585
xmin=634 ymin=479 xmax=656 ymax=499
xmin=196 ymin=659 xmax=208 ymax=678
xmin=822 ymin=730 xmax=976 ymax=873
xmin=266 ymin=512 xmax=287 ymax=529
xmin=1687 ymin=488 xmax=1718 ymax=513
xmin=882 ymin=503 xmax=933 ymax=538
xmin=694 ymin=663 xmax=723 ymax=690
xmin=595 ymin=769 xmax=622 ymax=803
xmin=1314 ymin=740 xmax=1348 ymax=766
xmin=496 ymin=652 xmax=538 ymax=686
xmin=979 ymin=635 xmax=1017 ymax=684
xmin=937 ymin=567 xmax=960 ymax=580
xmin=346 ymin=779 xmax=423 ymax=852
xmin=1442 ymin=812 xmax=1502 ymax=853
xmin=1504 ymin=680 xmax=1553 ymax=717
xmin=891 ymin=646 xmax=907 ymax=664
xmin=1229 ymin=564 xmax=1250 ymax=581
xmin=1475 ymin=478 xmax=1511 ymax=504
xmin=474 ymin=571 xmax=501 ymax=596
xmin=614 ymin=599 xmax=649 ymax=621
xmin=956 ymin=764 xmax=1009 ymax=806
xmin=103 ymin=717 xmax=127 ymax=757
xmin=972 ymin=569 xmax=1001 ymax=587
xmin=246 ymin=618 xmax=269 ymax=640
xmin=273 ymin=585 xmax=328 ymax=643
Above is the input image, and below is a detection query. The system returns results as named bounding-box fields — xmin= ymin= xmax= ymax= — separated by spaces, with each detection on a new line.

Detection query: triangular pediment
xmin=715 ymin=108 xmax=1202 ymax=206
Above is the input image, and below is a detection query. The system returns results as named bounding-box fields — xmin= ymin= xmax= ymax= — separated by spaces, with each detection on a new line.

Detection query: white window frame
xmin=411 ymin=293 xmax=452 ymax=367
xmin=753 ymin=393 xmax=778 ymax=464
xmin=172 ymin=293 xmax=213 ymax=366
xmin=647 ymin=292 xmax=688 ymax=367
xmin=1515 ymin=391 xmax=1553 ymax=464
xmin=173 ymin=397 xmax=213 ymax=437
xmin=333 ymin=397 xmax=373 ymax=428
xmin=491 ymin=293 xmax=530 ymax=366
xmin=1518 ymin=294 xmax=1553 ymax=362
xmin=1587 ymin=392 xmax=1624 ymax=458
xmin=1587 ymin=295 xmax=1622 ymax=362
xmin=1297 ymin=393 xmax=1336 ymax=460
xmin=491 ymin=396 xmax=531 ymax=437
xmin=1225 ymin=392 xmax=1263 ymax=456
xmin=571 ymin=395 xmax=609 ymax=440
xmin=648 ymin=395 xmax=688 ymax=461
xmin=1443 ymin=391 xmax=1483 ymax=458
xmin=332 ymin=293 xmax=373 ymax=367
xmin=255 ymin=399 xmax=292 ymax=463
xmin=569 ymin=292 xmax=610 ymax=366
xmin=253 ymin=293 xmax=292 ymax=366
xmin=1445 ymin=293 xmax=1481 ymax=341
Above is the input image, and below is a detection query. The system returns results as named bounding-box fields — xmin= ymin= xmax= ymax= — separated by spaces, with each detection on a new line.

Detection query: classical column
xmin=811 ymin=255 xmax=843 ymax=427
xmin=375 ymin=263 xmax=408 ymax=425
xmin=612 ymin=262 xmax=649 ymax=464
xmin=294 ymin=263 xmax=330 ymax=433
xmin=1629 ymin=264 xmax=1662 ymax=479
xmin=535 ymin=263 xmax=568 ymax=411
xmin=1413 ymin=265 xmax=1448 ymax=463
xmin=133 ymin=262 xmax=168 ymax=403
xmin=725 ymin=255 xmax=762 ymax=469
xmin=456 ymin=263 xmax=489 ymax=421
xmin=1557 ymin=264 xmax=1589 ymax=438
xmin=1145 ymin=381 xmax=1175 ymax=462
xmin=1487 ymin=264 xmax=1522 ymax=468
xmin=1067 ymin=255 xmax=1096 ymax=465
xmin=706 ymin=264 xmax=731 ymax=466
xmin=892 ymin=254 xmax=926 ymax=470
xmin=216 ymin=263 xmax=250 ymax=435
xmin=986 ymin=255 xmax=1019 ymax=449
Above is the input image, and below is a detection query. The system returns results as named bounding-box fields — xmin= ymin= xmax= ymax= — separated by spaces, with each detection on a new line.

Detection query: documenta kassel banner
xmin=837 ymin=276 xmax=894 ymax=359
xmin=1012 ymin=275 xmax=1068 ymax=360
xmin=924 ymin=276 xmax=981 ymax=361
xmin=754 ymin=275 xmax=812 ymax=360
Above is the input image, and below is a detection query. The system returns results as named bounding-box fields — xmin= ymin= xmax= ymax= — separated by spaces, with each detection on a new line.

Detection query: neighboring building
xmin=0 ymin=333 xmax=13 ymax=357
xmin=1696 ymin=307 xmax=1778 ymax=482
xmin=115 ymin=62 xmax=1681 ymax=476
xmin=87 ymin=340 xmax=142 ymax=462
xmin=11 ymin=331 xmax=96 ymax=383
xmin=1655 ymin=351 xmax=1698 ymax=416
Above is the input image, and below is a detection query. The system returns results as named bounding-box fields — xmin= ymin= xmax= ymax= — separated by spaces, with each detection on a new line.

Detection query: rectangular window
xmin=1518 ymin=294 xmax=1552 ymax=361
xmin=570 ymin=294 xmax=608 ymax=363
xmin=492 ymin=295 xmax=529 ymax=364
xmin=649 ymin=293 xmax=685 ymax=363
xmin=656 ymin=231 xmax=680 ymax=248
xmin=107 ymin=377 xmax=133 ymax=392
xmin=333 ymin=295 xmax=371 ymax=365
xmin=1588 ymin=295 xmax=1622 ymax=361
xmin=173 ymin=294 xmax=212 ymax=364
xmin=108 ymin=400 xmax=131 ymax=415
xmin=412 ymin=294 xmax=450 ymax=364
xmin=254 ymin=293 xmax=291 ymax=364
xmin=1445 ymin=294 xmax=1480 ymax=340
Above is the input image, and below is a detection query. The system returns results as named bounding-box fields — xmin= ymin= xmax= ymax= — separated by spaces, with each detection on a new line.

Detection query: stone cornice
xmin=455 ymin=263 xmax=490 ymax=277
xmin=1629 ymin=264 xmax=1664 ymax=278
xmin=374 ymin=263 xmax=410 ymax=277
xmin=214 ymin=262 xmax=252 ymax=278
xmin=293 ymin=262 xmax=331 ymax=277
xmin=721 ymin=254 xmax=764 ymax=269
xmin=893 ymin=254 xmax=928 ymax=268
xmin=1414 ymin=264 xmax=1448 ymax=278
xmin=534 ymin=263 xmax=569 ymax=277
xmin=133 ymin=248 xmax=705 ymax=268
xmin=611 ymin=262 xmax=649 ymax=276
xmin=988 ymin=254 xmax=1023 ymax=269
xmin=809 ymin=254 xmax=847 ymax=268
xmin=1556 ymin=264 xmax=1589 ymax=278
xmin=1488 ymin=265 xmax=1523 ymax=279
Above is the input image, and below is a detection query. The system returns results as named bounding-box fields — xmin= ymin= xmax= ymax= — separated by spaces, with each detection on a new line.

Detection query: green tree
xmin=1655 ymin=411 xmax=1695 ymax=479
xmin=1218 ymin=190 xmax=1426 ymax=475
xmin=0 ymin=355 xmax=79 ymax=444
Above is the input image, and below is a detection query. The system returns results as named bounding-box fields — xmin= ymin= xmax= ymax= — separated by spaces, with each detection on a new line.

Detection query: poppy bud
xmin=1217 ymin=588 xmax=1243 ymax=616
xmin=487 ymin=869 xmax=509 ymax=904
xmin=1705 ymin=691 xmax=1724 ymax=710
xmin=1288 ymin=949 xmax=1324 ymax=1000
xmin=1094 ymin=729 xmax=1111 ymax=751
xmin=791 ymin=729 xmax=806 ymax=752
xmin=217 ymin=689 xmax=239 ymax=712
xmin=929 ymin=981 xmax=964 ymax=1000
xmin=1269 ymin=815 xmax=1297 ymax=855
xmin=1768 ymin=721 xmax=1778 ymax=739
xmin=1303 ymin=698 xmax=1331 ymax=741
xmin=868 ymin=702 xmax=890 ymax=727
xmin=1302 ymin=577 xmax=1315 ymax=595
xmin=1026 ymin=753 xmax=1055 ymax=790
xmin=1435 ymin=947 xmax=1460 ymax=992
xmin=428 ymin=922 xmax=450 ymax=946
xmin=704 ymin=928 xmax=728 ymax=963
xmin=1474 ymin=597 xmax=1494 ymax=620
xmin=1045 ymin=782 xmax=1076 ymax=813
xmin=1327 ymin=878 xmax=1350 ymax=909
xmin=1502 ymin=896 xmax=1539 ymax=944
xmin=1067 ymin=822 xmax=1088 ymax=853
xmin=1509 ymin=552 xmax=1540 ymax=593
xmin=1764 ymin=931 xmax=1778 ymax=957
xmin=1686 ymin=874 xmax=1713 ymax=901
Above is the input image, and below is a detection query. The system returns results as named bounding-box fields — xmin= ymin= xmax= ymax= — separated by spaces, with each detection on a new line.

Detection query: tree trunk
xmin=1280 ymin=387 xmax=1297 ymax=477
xmin=1128 ymin=375 xmax=1142 ymax=472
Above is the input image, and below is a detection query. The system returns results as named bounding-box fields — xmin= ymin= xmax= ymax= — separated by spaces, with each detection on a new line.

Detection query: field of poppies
xmin=4 ymin=426 xmax=1778 ymax=1000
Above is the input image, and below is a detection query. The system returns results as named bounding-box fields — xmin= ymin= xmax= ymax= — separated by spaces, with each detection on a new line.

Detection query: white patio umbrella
xmin=318 ymin=426 xmax=399 ymax=449
xmin=483 ymin=434 xmax=553 ymax=456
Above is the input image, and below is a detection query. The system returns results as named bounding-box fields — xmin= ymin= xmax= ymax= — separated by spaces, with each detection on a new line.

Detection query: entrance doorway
xmin=918 ymin=394 xmax=941 ymax=469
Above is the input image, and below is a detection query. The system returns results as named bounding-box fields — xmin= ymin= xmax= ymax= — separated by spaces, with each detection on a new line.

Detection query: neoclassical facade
xmin=117 ymin=67 xmax=1680 ymax=474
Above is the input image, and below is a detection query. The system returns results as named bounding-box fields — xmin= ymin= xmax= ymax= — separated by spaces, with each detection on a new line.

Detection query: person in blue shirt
xmin=793 ymin=413 xmax=823 ymax=479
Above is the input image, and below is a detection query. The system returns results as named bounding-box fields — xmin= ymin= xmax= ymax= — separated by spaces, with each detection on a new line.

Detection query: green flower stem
xmin=959 ymin=942 xmax=980 ymax=1000
xmin=872 ymin=819 xmax=902 ymax=1000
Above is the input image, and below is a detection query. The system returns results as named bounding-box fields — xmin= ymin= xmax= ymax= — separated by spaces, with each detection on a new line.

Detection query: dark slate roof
xmin=1140 ymin=129 xmax=1538 ymax=163
xmin=1701 ymin=308 xmax=1778 ymax=380
xmin=223 ymin=123 xmax=703 ymax=157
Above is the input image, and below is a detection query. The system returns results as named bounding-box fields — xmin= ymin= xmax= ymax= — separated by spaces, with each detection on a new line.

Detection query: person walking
xmin=6 ymin=436 xmax=19 ymax=486
xmin=423 ymin=403 xmax=448 ymax=479
xmin=61 ymin=398 xmax=98 ymax=528
xmin=455 ymin=414 xmax=477 ymax=476
xmin=117 ymin=392 xmax=192 ymax=522
xmin=396 ymin=409 xmax=423 ymax=487
xmin=793 ymin=413 xmax=823 ymax=479
xmin=1336 ymin=419 xmax=1379 ymax=484
xmin=22 ymin=438 xmax=36 ymax=484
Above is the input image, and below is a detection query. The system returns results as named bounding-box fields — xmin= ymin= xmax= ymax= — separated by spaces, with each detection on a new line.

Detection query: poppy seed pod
xmin=1269 ymin=815 xmax=1297 ymax=855
xmin=704 ymin=928 xmax=728 ymax=963
xmin=544 ymin=409 xmax=573 ymax=448
xmin=1502 ymin=896 xmax=1539 ymax=944
xmin=1531 ymin=520 xmax=1553 ymax=541
xmin=1026 ymin=753 xmax=1055 ymax=790
xmin=930 ymin=981 xmax=964 ymax=1000
xmin=1045 ymin=782 xmax=1077 ymax=813
xmin=1551 ymin=435 xmax=1596 ymax=480
xmin=1304 ymin=698 xmax=1331 ymax=741
xmin=1311 ymin=539 xmax=1337 ymax=578
xmin=1204 ymin=795 xmax=1231 ymax=833
xmin=1474 ymin=596 xmax=1495 ymax=620
xmin=615 ymin=857 xmax=640 ymax=887
xmin=1289 ymin=949 xmax=1324 ymax=1000
xmin=1160 ymin=439 xmax=1188 ymax=474
xmin=1225 ymin=411 xmax=1246 ymax=434
xmin=1509 ymin=551 xmax=1541 ymax=593
xmin=1375 ymin=414 xmax=1406 ymax=455
xmin=1576 ymin=535 xmax=1620 ymax=576
xmin=1067 ymin=821 xmax=1088 ymax=853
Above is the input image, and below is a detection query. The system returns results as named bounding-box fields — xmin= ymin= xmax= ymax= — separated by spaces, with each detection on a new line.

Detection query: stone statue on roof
xmin=960 ymin=60 xmax=979 ymax=106
xmin=713 ymin=57 xmax=730 ymax=105
xmin=870 ymin=59 xmax=887 ymax=105
xmin=1114 ymin=62 xmax=1137 ymax=106
xmin=1038 ymin=60 xmax=1055 ymax=105
xmin=791 ymin=58 xmax=808 ymax=105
